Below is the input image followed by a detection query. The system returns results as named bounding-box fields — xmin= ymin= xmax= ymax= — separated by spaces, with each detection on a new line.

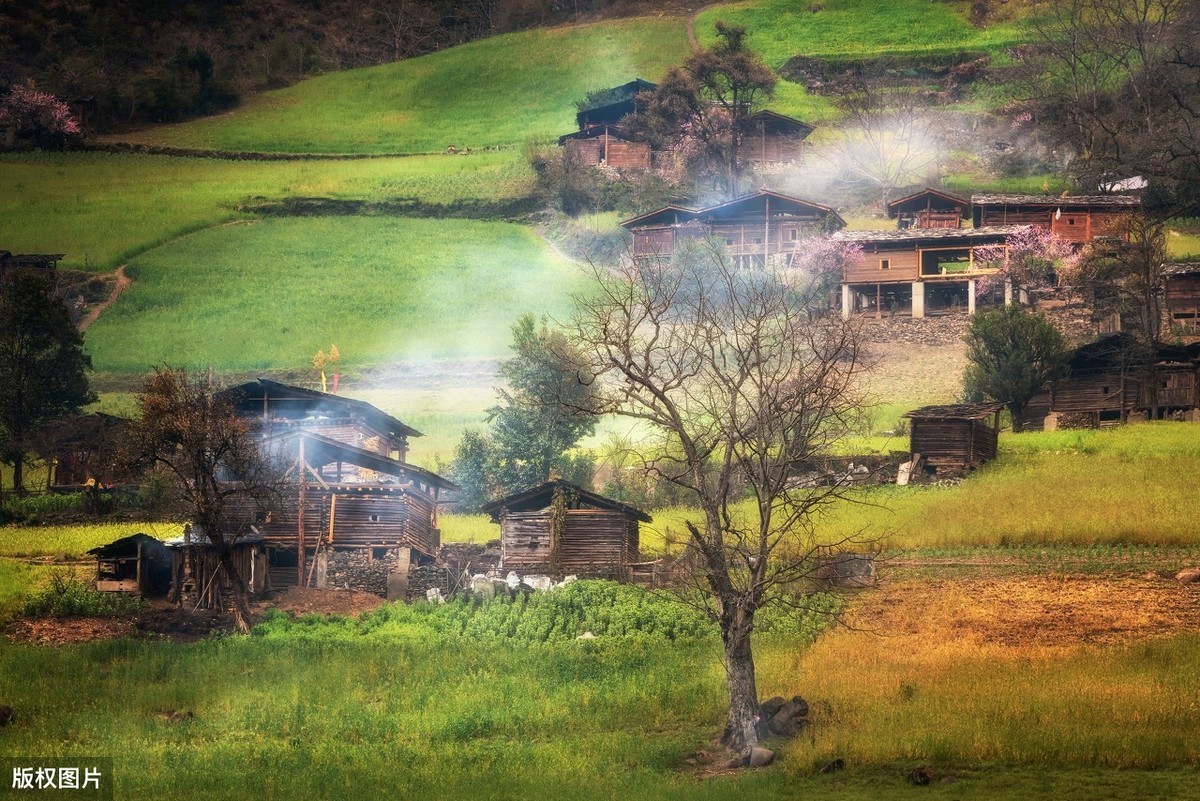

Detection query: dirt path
xmin=686 ymin=3 xmax=717 ymax=52
xmin=79 ymin=265 xmax=131 ymax=332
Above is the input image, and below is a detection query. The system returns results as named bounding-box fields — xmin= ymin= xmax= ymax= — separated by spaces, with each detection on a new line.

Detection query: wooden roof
xmin=970 ymin=194 xmax=1140 ymax=208
xmin=903 ymin=403 xmax=1005 ymax=421
xmin=886 ymin=188 xmax=970 ymax=218
xmin=481 ymin=479 xmax=652 ymax=523
xmin=266 ymin=430 xmax=458 ymax=491
xmin=575 ymin=79 xmax=657 ymax=128
xmin=623 ymin=190 xmax=845 ymax=230
xmin=88 ymin=533 xmax=169 ymax=559
xmin=218 ymin=379 xmax=422 ymax=440
xmin=739 ymin=110 xmax=815 ymax=138
xmin=557 ymin=124 xmax=641 ymax=145
xmin=832 ymin=225 xmax=1021 ymax=244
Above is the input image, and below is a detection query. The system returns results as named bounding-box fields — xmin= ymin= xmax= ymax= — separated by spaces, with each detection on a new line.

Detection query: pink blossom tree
xmin=0 ymin=81 xmax=81 ymax=150
xmin=974 ymin=225 xmax=1082 ymax=290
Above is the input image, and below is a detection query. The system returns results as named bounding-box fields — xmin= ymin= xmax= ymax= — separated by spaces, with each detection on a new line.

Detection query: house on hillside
xmin=738 ymin=110 xmax=814 ymax=165
xmin=621 ymin=189 xmax=845 ymax=267
xmin=560 ymin=79 xmax=657 ymax=170
xmin=970 ymin=194 xmax=1139 ymax=244
xmin=0 ymin=251 xmax=63 ymax=275
xmin=481 ymin=480 xmax=650 ymax=580
xmin=1165 ymin=263 xmax=1200 ymax=335
xmin=903 ymin=403 xmax=1004 ymax=474
xmin=217 ymin=379 xmax=457 ymax=587
xmin=1029 ymin=334 xmax=1200 ymax=430
xmin=887 ymin=188 xmax=970 ymax=229
xmin=833 ymin=226 xmax=1019 ymax=318
xmin=574 ymin=79 xmax=657 ymax=130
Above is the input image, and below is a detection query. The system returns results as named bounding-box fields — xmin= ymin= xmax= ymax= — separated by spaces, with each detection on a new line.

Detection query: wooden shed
xmin=1166 ymin=263 xmax=1200 ymax=335
xmin=970 ymin=194 xmax=1139 ymax=244
xmin=903 ymin=403 xmax=1004 ymax=471
xmin=89 ymin=533 xmax=173 ymax=595
xmin=559 ymin=125 xmax=651 ymax=170
xmin=481 ymin=480 xmax=651 ymax=580
xmin=887 ymin=188 xmax=970 ymax=229
xmin=737 ymin=110 xmax=814 ymax=164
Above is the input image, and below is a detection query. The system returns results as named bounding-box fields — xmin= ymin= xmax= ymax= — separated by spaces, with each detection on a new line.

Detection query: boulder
xmin=759 ymin=695 xmax=787 ymax=720
xmin=743 ymin=746 xmax=775 ymax=768
xmin=790 ymin=695 xmax=810 ymax=718
xmin=814 ymin=553 xmax=877 ymax=588
xmin=522 ymin=575 xmax=555 ymax=592
xmin=385 ymin=572 xmax=408 ymax=601
xmin=471 ymin=575 xmax=496 ymax=598
xmin=908 ymin=766 xmax=933 ymax=785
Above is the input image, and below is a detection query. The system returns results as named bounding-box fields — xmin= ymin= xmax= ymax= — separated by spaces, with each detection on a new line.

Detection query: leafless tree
xmin=567 ymin=243 xmax=872 ymax=749
xmin=124 ymin=367 xmax=278 ymax=633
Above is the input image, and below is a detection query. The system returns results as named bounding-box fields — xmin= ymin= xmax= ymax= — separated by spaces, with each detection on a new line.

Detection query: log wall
xmin=910 ymin=418 xmax=998 ymax=468
xmin=499 ymin=508 xmax=638 ymax=578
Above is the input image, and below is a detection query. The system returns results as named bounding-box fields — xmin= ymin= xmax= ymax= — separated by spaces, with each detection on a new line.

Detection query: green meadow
xmin=0 ymin=151 xmax=532 ymax=271
xmin=84 ymin=216 xmax=582 ymax=373
xmin=103 ymin=18 xmax=691 ymax=154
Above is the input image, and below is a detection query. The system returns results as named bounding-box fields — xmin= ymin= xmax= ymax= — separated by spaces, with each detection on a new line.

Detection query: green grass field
xmin=0 ymin=150 xmax=531 ymax=271
xmin=84 ymin=216 xmax=583 ymax=373
xmin=103 ymin=18 xmax=690 ymax=154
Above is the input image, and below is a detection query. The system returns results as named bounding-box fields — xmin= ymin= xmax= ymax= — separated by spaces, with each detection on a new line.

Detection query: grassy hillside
xmin=84 ymin=217 xmax=582 ymax=373
xmin=104 ymin=18 xmax=691 ymax=154
xmin=0 ymin=151 xmax=531 ymax=271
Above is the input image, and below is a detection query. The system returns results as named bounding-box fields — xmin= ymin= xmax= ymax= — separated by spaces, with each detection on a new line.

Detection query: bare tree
xmin=124 ymin=367 xmax=277 ymax=633
xmin=567 ymin=244 xmax=871 ymax=749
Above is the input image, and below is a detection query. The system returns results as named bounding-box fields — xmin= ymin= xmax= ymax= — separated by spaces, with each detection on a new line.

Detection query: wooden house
xmin=970 ymin=194 xmax=1139 ymax=244
xmin=833 ymin=226 xmax=1019 ymax=318
xmin=218 ymin=378 xmax=420 ymax=463
xmin=903 ymin=403 xmax=1004 ymax=471
xmin=89 ymin=533 xmax=173 ymax=595
xmin=738 ymin=110 xmax=814 ymax=165
xmin=622 ymin=190 xmax=846 ymax=267
xmin=0 ymin=251 xmax=64 ymax=275
xmin=1031 ymin=334 xmax=1200 ymax=429
xmin=481 ymin=480 xmax=651 ymax=580
xmin=574 ymin=79 xmax=656 ymax=130
xmin=558 ymin=125 xmax=651 ymax=170
xmin=887 ymin=188 xmax=970 ymax=229
xmin=1165 ymin=263 xmax=1200 ymax=335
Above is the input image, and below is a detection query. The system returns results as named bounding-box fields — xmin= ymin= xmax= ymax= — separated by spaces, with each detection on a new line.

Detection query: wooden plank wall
xmin=978 ymin=209 xmax=1051 ymax=228
xmin=499 ymin=511 xmax=553 ymax=571
xmin=742 ymin=136 xmax=803 ymax=163
xmin=499 ymin=509 xmax=637 ymax=578
xmin=911 ymin=419 xmax=997 ymax=467
xmin=633 ymin=228 xmax=674 ymax=256
xmin=844 ymin=249 xmax=920 ymax=283
xmin=606 ymin=142 xmax=650 ymax=169
xmin=1050 ymin=373 xmax=1140 ymax=414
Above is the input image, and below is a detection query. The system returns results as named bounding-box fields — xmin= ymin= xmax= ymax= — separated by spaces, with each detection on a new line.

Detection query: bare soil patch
xmin=268 ymin=586 xmax=387 ymax=617
xmin=851 ymin=573 xmax=1200 ymax=647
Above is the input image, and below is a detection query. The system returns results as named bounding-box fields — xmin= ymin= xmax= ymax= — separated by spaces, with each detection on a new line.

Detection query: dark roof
xmin=903 ymin=403 xmax=1006 ymax=421
xmin=88 ymin=533 xmax=169 ymax=559
xmin=623 ymin=190 xmax=845 ymax=230
xmin=481 ymin=479 xmax=652 ymax=523
xmin=739 ymin=110 xmax=815 ymax=138
xmin=1066 ymin=334 xmax=1200 ymax=371
xmin=218 ymin=379 xmax=422 ymax=440
xmin=266 ymin=430 xmax=459 ymax=492
xmin=557 ymin=124 xmax=641 ymax=145
xmin=576 ymin=79 xmax=657 ymax=113
xmin=832 ymin=225 xmax=1022 ymax=244
xmin=970 ymin=194 xmax=1140 ymax=208
xmin=886 ymin=188 xmax=970 ymax=218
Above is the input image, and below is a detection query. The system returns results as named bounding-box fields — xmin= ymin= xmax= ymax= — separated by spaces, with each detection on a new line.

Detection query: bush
xmin=22 ymin=573 xmax=142 ymax=618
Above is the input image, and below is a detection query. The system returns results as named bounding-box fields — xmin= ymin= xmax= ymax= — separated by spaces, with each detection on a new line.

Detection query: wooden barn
xmin=903 ymin=403 xmax=1004 ymax=471
xmin=833 ymin=226 xmax=1018 ymax=318
xmin=738 ymin=110 xmax=814 ymax=164
xmin=89 ymin=533 xmax=173 ymax=596
xmin=558 ymin=125 xmax=651 ymax=170
xmin=622 ymin=190 xmax=845 ymax=267
xmin=481 ymin=480 xmax=650 ymax=580
xmin=970 ymin=194 xmax=1139 ymax=244
xmin=1165 ymin=263 xmax=1200 ymax=335
xmin=1031 ymin=334 xmax=1200 ymax=429
xmin=887 ymin=188 xmax=970 ymax=229
xmin=574 ymin=79 xmax=656 ymax=130
xmin=218 ymin=378 xmax=421 ymax=463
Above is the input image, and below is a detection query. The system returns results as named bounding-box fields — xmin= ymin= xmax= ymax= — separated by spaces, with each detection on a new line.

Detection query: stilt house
xmin=482 ymin=480 xmax=650 ymax=580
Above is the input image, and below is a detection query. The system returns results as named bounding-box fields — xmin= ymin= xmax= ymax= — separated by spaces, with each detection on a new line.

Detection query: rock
xmin=471 ymin=575 xmax=496 ymax=598
xmin=759 ymin=695 xmax=787 ymax=720
xmin=743 ymin=746 xmax=775 ymax=768
xmin=818 ymin=758 xmax=845 ymax=774
xmin=814 ymin=553 xmax=877 ymax=588
xmin=1175 ymin=567 xmax=1200 ymax=585
xmin=767 ymin=712 xmax=802 ymax=737
xmin=522 ymin=575 xmax=555 ymax=592
xmin=425 ymin=587 xmax=445 ymax=604
xmin=506 ymin=571 xmax=521 ymax=590
xmin=790 ymin=695 xmax=810 ymax=718
xmin=0 ymin=705 xmax=12 ymax=727
xmin=576 ymin=631 xmax=596 ymax=640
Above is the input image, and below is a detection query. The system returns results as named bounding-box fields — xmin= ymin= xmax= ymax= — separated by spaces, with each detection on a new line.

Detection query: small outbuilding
xmin=481 ymin=480 xmax=651 ymax=580
xmin=88 ymin=533 xmax=173 ymax=595
xmin=903 ymin=403 xmax=1004 ymax=472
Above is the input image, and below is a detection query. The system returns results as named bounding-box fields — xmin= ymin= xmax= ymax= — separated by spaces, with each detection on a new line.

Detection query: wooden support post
xmin=876 ymin=283 xmax=882 ymax=319
xmin=297 ymin=438 xmax=307 ymax=585
xmin=841 ymin=284 xmax=851 ymax=319
xmin=968 ymin=279 xmax=976 ymax=315
xmin=912 ymin=281 xmax=925 ymax=318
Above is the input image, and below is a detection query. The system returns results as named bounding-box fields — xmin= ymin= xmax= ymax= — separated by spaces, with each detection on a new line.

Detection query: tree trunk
xmin=12 ymin=452 xmax=24 ymax=494
xmin=720 ymin=610 xmax=762 ymax=749
xmin=216 ymin=545 xmax=253 ymax=634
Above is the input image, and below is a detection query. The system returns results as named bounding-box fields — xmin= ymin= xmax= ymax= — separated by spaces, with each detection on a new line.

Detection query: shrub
xmin=22 ymin=573 xmax=142 ymax=618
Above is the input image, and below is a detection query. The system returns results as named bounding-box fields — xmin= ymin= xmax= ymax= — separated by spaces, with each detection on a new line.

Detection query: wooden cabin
xmin=622 ymin=190 xmax=846 ymax=267
xmin=903 ymin=403 xmax=1004 ymax=471
xmin=218 ymin=378 xmax=420 ymax=463
xmin=574 ymin=79 xmax=656 ymax=130
xmin=42 ymin=413 xmax=129 ymax=489
xmin=738 ymin=110 xmax=813 ymax=165
xmin=227 ymin=430 xmax=457 ymax=588
xmin=970 ymin=194 xmax=1139 ymax=244
xmin=887 ymin=188 xmax=970 ymax=229
xmin=481 ymin=480 xmax=650 ymax=580
xmin=0 ymin=251 xmax=63 ymax=275
xmin=833 ymin=226 xmax=1018 ymax=318
xmin=558 ymin=125 xmax=651 ymax=170
xmin=89 ymin=533 xmax=173 ymax=595
xmin=1165 ymin=263 xmax=1200 ymax=335
xmin=1031 ymin=334 xmax=1200 ymax=429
